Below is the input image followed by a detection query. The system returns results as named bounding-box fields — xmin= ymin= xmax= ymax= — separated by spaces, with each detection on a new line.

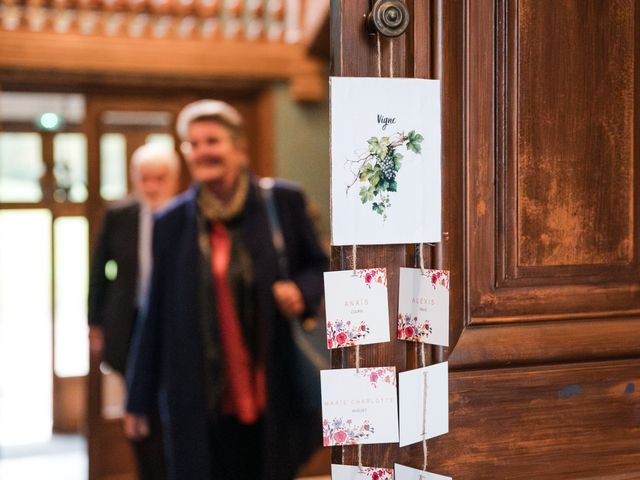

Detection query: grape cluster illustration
xmin=346 ymin=130 xmax=424 ymax=220
xmin=380 ymin=148 xmax=397 ymax=181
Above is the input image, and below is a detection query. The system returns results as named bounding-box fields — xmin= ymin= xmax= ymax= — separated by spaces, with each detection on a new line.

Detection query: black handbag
xmin=259 ymin=179 xmax=328 ymax=409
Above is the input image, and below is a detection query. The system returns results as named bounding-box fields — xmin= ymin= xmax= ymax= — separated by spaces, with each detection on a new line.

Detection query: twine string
xmin=358 ymin=444 xmax=365 ymax=473
xmin=376 ymin=33 xmax=382 ymax=77
xmin=389 ymin=39 xmax=394 ymax=78
xmin=422 ymin=437 xmax=429 ymax=472
xmin=418 ymin=243 xmax=426 ymax=275
xmin=352 ymin=244 xmax=357 ymax=275
xmin=421 ymin=342 xmax=428 ymax=471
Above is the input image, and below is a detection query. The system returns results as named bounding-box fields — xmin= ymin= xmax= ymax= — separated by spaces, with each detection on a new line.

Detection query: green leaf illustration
xmin=350 ymin=129 xmax=425 ymax=219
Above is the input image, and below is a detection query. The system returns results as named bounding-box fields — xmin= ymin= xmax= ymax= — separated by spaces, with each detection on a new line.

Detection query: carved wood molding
xmin=449 ymin=317 xmax=640 ymax=369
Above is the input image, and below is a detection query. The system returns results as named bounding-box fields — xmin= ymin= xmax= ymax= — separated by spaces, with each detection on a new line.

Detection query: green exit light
xmin=38 ymin=112 xmax=60 ymax=130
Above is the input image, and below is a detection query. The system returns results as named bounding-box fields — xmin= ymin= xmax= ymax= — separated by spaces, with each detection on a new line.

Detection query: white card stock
xmin=397 ymin=267 xmax=449 ymax=346
xmin=331 ymin=76 xmax=441 ymax=245
xmin=321 ymin=367 xmax=399 ymax=446
xmin=324 ymin=268 xmax=390 ymax=349
xmin=398 ymin=362 xmax=448 ymax=447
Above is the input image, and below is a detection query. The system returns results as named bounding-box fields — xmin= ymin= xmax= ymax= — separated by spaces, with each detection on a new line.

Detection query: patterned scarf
xmin=197 ymin=171 xmax=250 ymax=223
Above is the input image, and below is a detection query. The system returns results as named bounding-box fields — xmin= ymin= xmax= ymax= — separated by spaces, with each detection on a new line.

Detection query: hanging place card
xmin=398 ymin=362 xmax=448 ymax=447
xmin=324 ymin=268 xmax=390 ymax=349
xmin=394 ymin=464 xmax=451 ymax=480
xmin=330 ymin=76 xmax=441 ymax=246
xmin=397 ymin=268 xmax=449 ymax=346
xmin=332 ymin=464 xmax=395 ymax=479
xmin=321 ymin=367 xmax=399 ymax=446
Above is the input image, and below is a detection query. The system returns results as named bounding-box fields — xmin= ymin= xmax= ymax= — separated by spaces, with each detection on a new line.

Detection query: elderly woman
xmin=124 ymin=100 xmax=327 ymax=480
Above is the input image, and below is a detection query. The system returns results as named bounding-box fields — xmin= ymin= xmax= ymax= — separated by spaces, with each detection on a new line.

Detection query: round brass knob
xmin=366 ymin=0 xmax=410 ymax=38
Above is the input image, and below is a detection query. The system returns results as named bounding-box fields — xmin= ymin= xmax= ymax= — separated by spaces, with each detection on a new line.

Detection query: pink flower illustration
xmin=326 ymin=319 xmax=370 ymax=349
xmin=333 ymin=430 xmax=347 ymax=444
xmin=322 ymin=418 xmax=374 ymax=446
xmin=359 ymin=367 xmax=396 ymax=387
xmin=425 ymin=269 xmax=450 ymax=290
xmin=357 ymin=268 xmax=387 ymax=288
xmin=362 ymin=467 xmax=394 ymax=480
xmin=397 ymin=312 xmax=433 ymax=342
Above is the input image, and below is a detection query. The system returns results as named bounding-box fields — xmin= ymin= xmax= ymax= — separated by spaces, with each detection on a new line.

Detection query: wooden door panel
xmin=510 ymin=0 xmax=636 ymax=271
xmin=428 ymin=359 xmax=640 ymax=479
xmin=467 ymin=0 xmax=640 ymax=327
xmin=331 ymin=0 xmax=640 ymax=477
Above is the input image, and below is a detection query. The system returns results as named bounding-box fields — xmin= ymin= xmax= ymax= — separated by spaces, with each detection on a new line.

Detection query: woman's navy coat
xmin=126 ymin=179 xmax=327 ymax=480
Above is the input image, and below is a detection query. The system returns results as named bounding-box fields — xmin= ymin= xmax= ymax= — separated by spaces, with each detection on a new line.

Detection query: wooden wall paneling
xmin=253 ymin=88 xmax=275 ymax=178
xmin=428 ymin=358 xmax=640 ymax=479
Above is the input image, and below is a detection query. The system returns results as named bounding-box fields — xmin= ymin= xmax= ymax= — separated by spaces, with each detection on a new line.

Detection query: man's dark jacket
xmin=126 ymin=179 xmax=328 ymax=480
xmin=88 ymin=198 xmax=140 ymax=374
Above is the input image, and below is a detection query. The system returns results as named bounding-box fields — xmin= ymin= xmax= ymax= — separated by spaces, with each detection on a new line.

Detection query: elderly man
xmin=89 ymin=142 xmax=180 ymax=480
xmin=125 ymin=100 xmax=327 ymax=480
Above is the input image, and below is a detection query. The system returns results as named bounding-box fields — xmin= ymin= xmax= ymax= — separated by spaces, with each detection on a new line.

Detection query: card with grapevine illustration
xmin=321 ymin=367 xmax=399 ymax=446
xmin=332 ymin=464 xmax=395 ymax=480
xmin=397 ymin=267 xmax=449 ymax=347
xmin=324 ymin=268 xmax=390 ymax=349
xmin=398 ymin=362 xmax=448 ymax=447
xmin=395 ymin=464 xmax=452 ymax=480
xmin=330 ymin=76 xmax=441 ymax=245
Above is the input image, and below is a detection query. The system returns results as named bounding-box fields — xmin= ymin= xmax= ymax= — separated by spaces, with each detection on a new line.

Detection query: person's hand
xmin=272 ymin=280 xmax=305 ymax=318
xmin=123 ymin=413 xmax=150 ymax=441
xmin=88 ymin=325 xmax=104 ymax=355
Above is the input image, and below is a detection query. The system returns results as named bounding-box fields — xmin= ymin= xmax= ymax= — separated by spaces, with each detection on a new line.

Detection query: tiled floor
xmin=0 ymin=434 xmax=87 ymax=480
xmin=0 ymin=434 xmax=329 ymax=480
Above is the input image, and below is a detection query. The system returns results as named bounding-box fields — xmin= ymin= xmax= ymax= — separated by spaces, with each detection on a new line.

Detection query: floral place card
xmin=324 ymin=268 xmax=390 ymax=349
xmin=398 ymin=362 xmax=448 ymax=447
xmin=330 ymin=76 xmax=441 ymax=246
xmin=321 ymin=367 xmax=399 ymax=446
xmin=332 ymin=464 xmax=395 ymax=480
xmin=397 ymin=268 xmax=449 ymax=347
xmin=394 ymin=464 xmax=451 ymax=480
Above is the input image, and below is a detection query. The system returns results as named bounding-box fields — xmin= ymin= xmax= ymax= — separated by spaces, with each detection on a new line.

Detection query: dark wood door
xmin=86 ymin=91 xmax=276 ymax=480
xmin=331 ymin=1 xmax=640 ymax=478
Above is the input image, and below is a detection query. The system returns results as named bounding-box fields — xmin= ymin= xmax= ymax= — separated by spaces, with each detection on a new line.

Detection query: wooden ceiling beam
xmin=0 ymin=30 xmax=327 ymax=101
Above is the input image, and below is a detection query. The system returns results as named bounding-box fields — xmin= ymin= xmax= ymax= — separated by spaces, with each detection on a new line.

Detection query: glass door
xmin=0 ymin=92 xmax=89 ymax=444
